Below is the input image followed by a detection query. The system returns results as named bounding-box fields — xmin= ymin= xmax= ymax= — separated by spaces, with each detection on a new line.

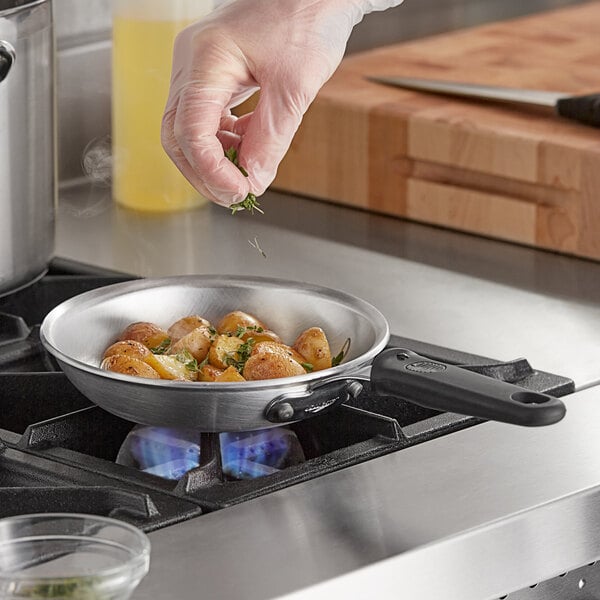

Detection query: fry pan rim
xmin=40 ymin=274 xmax=391 ymax=391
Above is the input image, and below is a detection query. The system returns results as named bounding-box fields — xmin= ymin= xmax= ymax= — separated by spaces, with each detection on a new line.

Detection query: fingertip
xmin=205 ymin=186 xmax=248 ymax=208
xmin=247 ymin=170 xmax=273 ymax=197
xmin=239 ymin=151 xmax=276 ymax=196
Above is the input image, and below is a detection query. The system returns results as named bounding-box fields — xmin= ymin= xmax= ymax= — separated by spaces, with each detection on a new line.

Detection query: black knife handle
xmin=556 ymin=94 xmax=600 ymax=127
xmin=371 ymin=349 xmax=566 ymax=427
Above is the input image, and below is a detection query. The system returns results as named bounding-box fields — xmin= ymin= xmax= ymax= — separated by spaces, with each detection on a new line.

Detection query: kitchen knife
xmin=368 ymin=75 xmax=600 ymax=128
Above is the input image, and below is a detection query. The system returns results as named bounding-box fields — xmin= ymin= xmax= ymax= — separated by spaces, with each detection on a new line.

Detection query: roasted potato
xmin=216 ymin=311 xmax=266 ymax=336
xmin=169 ymin=326 xmax=212 ymax=362
xmin=101 ymin=354 xmax=160 ymax=379
xmin=197 ymin=364 xmax=224 ymax=382
xmin=243 ymin=349 xmax=307 ymax=381
xmin=293 ymin=327 xmax=332 ymax=371
xmin=251 ymin=341 xmax=306 ymax=365
xmin=143 ymin=354 xmax=196 ymax=381
xmin=102 ymin=340 xmax=150 ymax=361
xmin=209 ymin=334 xmax=245 ymax=370
xmin=118 ymin=322 xmax=170 ymax=350
xmin=244 ymin=329 xmax=282 ymax=344
xmin=167 ymin=315 xmax=212 ymax=343
xmin=214 ymin=366 xmax=246 ymax=382
xmin=104 ymin=311 xmax=341 ymax=383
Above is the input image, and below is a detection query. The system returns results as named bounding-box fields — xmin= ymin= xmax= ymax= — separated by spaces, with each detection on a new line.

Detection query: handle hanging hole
xmin=511 ymin=391 xmax=551 ymax=405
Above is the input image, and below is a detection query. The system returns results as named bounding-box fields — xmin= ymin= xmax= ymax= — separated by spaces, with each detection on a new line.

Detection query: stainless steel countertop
xmin=55 ymin=183 xmax=600 ymax=597
xmin=133 ymin=387 xmax=600 ymax=600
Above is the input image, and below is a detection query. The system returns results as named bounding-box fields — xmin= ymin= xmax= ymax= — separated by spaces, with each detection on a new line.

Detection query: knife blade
xmin=368 ymin=76 xmax=600 ymax=128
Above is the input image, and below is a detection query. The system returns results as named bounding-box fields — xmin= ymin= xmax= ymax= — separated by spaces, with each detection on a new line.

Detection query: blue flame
xmin=219 ymin=429 xmax=305 ymax=480
xmin=116 ymin=426 xmax=201 ymax=480
xmin=117 ymin=425 xmax=305 ymax=481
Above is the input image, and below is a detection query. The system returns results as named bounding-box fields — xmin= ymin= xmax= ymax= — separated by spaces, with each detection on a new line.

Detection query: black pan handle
xmin=371 ymin=349 xmax=566 ymax=427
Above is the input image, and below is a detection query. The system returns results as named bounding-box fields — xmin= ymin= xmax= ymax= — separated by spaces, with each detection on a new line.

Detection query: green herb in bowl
xmin=17 ymin=577 xmax=100 ymax=599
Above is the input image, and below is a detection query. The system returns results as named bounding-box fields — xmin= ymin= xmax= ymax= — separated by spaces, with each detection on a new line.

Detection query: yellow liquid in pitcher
xmin=112 ymin=17 xmax=206 ymax=212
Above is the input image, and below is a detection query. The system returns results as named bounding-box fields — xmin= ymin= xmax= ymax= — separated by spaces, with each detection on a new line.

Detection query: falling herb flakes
xmin=248 ymin=237 xmax=267 ymax=259
xmin=224 ymin=148 xmax=268 ymax=259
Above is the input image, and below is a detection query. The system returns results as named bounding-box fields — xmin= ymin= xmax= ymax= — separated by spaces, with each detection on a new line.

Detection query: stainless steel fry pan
xmin=40 ymin=276 xmax=566 ymax=432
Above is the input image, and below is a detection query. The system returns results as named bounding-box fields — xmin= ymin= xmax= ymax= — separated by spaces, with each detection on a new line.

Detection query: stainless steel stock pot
xmin=0 ymin=0 xmax=55 ymax=296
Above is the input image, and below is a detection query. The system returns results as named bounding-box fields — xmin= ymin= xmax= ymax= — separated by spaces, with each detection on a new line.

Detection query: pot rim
xmin=0 ymin=0 xmax=49 ymax=17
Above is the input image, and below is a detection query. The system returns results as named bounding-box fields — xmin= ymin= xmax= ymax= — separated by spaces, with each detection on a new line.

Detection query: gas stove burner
xmin=0 ymin=258 xmax=575 ymax=531
xmin=116 ymin=425 xmax=306 ymax=481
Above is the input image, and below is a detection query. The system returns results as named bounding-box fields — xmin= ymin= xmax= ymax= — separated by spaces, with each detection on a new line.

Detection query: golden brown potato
xmin=216 ymin=311 xmax=266 ymax=335
xmin=243 ymin=351 xmax=307 ymax=381
xmin=103 ymin=311 xmax=339 ymax=383
xmin=143 ymin=354 xmax=196 ymax=381
xmin=101 ymin=355 xmax=160 ymax=379
xmin=244 ymin=329 xmax=282 ymax=344
xmin=293 ymin=327 xmax=332 ymax=371
xmin=167 ymin=315 xmax=212 ymax=343
xmin=252 ymin=341 xmax=306 ymax=364
xmin=169 ymin=326 xmax=212 ymax=362
xmin=102 ymin=340 xmax=151 ymax=361
xmin=197 ymin=364 xmax=224 ymax=382
xmin=118 ymin=322 xmax=170 ymax=350
xmin=214 ymin=366 xmax=246 ymax=382
xmin=209 ymin=335 xmax=245 ymax=370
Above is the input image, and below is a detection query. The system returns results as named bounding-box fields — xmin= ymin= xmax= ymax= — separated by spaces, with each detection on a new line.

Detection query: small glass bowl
xmin=0 ymin=513 xmax=150 ymax=599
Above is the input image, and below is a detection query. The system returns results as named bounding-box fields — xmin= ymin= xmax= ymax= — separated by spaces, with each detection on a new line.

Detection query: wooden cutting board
xmin=265 ymin=2 xmax=600 ymax=261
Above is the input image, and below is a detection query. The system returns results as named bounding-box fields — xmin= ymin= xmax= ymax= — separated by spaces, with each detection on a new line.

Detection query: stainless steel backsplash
xmin=55 ymin=0 xmax=587 ymax=183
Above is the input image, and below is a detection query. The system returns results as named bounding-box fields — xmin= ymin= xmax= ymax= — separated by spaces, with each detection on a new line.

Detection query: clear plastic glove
xmin=161 ymin=0 xmax=403 ymax=208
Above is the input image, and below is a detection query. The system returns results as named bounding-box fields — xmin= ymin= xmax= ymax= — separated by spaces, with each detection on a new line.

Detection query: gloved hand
xmin=161 ymin=0 xmax=403 ymax=208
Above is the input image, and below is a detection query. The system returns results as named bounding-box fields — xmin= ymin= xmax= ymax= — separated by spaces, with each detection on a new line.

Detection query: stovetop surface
xmin=0 ymin=259 xmax=574 ymax=532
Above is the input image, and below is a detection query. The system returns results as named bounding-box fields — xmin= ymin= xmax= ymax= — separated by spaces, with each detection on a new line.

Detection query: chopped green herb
xmin=224 ymin=146 xmax=238 ymax=164
xmin=224 ymin=337 xmax=256 ymax=372
xmin=175 ymin=350 xmax=199 ymax=372
xmin=18 ymin=577 xmax=100 ymax=598
xmin=331 ymin=338 xmax=351 ymax=367
xmin=150 ymin=338 xmax=171 ymax=355
xmin=232 ymin=325 xmax=264 ymax=338
xmin=248 ymin=236 xmax=267 ymax=258
xmin=197 ymin=354 xmax=210 ymax=370
xmin=301 ymin=362 xmax=314 ymax=373
xmin=225 ymin=147 xmax=264 ymax=215
xmin=231 ymin=194 xmax=263 ymax=215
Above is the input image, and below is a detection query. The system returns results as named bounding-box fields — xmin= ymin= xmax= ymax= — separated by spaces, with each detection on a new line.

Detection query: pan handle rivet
xmin=276 ymin=403 xmax=295 ymax=421
xmin=347 ymin=382 xmax=363 ymax=399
